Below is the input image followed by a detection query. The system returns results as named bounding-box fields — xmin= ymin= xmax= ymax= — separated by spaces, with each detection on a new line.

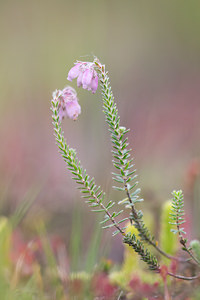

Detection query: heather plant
xmin=51 ymin=57 xmax=200 ymax=298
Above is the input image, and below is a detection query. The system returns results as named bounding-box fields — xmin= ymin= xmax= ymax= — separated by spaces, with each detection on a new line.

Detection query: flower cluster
xmin=52 ymin=60 xmax=98 ymax=123
xmin=56 ymin=86 xmax=81 ymax=121
xmin=67 ymin=61 xmax=98 ymax=93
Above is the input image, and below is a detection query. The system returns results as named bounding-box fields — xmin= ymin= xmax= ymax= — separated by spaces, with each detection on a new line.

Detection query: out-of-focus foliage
xmin=0 ymin=199 xmax=198 ymax=299
xmin=1 ymin=0 xmax=200 ymax=211
xmin=190 ymin=240 xmax=200 ymax=263
xmin=160 ymin=200 xmax=178 ymax=260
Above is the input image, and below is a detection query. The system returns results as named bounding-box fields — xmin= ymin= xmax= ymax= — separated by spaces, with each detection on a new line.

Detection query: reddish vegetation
xmin=91 ymin=272 xmax=117 ymax=299
xmin=128 ymin=275 xmax=159 ymax=299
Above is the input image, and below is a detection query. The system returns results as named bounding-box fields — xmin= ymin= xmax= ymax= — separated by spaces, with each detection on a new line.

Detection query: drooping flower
xmin=67 ymin=61 xmax=98 ymax=94
xmin=67 ymin=63 xmax=81 ymax=81
xmin=56 ymin=86 xmax=81 ymax=122
xmin=64 ymin=100 xmax=81 ymax=120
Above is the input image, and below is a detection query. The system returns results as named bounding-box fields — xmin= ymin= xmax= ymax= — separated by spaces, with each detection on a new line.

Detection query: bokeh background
xmin=0 ymin=0 xmax=200 ymax=264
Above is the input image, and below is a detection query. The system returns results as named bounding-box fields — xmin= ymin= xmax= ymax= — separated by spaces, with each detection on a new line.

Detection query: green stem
xmin=51 ymin=92 xmax=125 ymax=236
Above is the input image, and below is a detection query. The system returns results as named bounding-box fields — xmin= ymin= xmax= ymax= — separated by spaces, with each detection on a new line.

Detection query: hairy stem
xmin=51 ymin=92 xmax=125 ymax=236
xmin=94 ymin=58 xmax=186 ymax=263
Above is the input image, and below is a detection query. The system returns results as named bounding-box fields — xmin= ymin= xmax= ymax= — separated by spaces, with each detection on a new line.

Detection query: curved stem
xmin=51 ymin=93 xmax=125 ymax=237
xmin=180 ymin=236 xmax=200 ymax=266
xmin=125 ymin=183 xmax=191 ymax=263
xmin=167 ymin=271 xmax=200 ymax=281
xmin=95 ymin=58 xmax=193 ymax=265
xmin=81 ymin=176 xmax=125 ymax=236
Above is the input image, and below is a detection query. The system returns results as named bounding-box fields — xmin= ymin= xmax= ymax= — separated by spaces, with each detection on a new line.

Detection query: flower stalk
xmin=51 ymin=56 xmax=200 ymax=283
xmin=51 ymin=90 xmax=126 ymax=237
xmin=94 ymin=58 xmax=178 ymax=261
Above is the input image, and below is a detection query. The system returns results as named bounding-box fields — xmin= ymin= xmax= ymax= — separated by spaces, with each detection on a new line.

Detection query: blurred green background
xmin=0 ymin=0 xmax=200 ymax=259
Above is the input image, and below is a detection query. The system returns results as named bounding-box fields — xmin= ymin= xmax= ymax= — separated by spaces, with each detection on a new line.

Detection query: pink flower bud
xmin=62 ymin=86 xmax=77 ymax=102
xmin=82 ymin=69 xmax=93 ymax=90
xmin=91 ymin=74 xmax=98 ymax=94
xmin=67 ymin=63 xmax=81 ymax=81
xmin=77 ymin=72 xmax=83 ymax=88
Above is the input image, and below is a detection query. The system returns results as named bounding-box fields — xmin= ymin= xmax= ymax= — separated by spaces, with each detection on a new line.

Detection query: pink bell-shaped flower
xmin=67 ymin=63 xmax=81 ymax=81
xmin=65 ymin=100 xmax=81 ymax=121
xmin=90 ymin=75 xmax=98 ymax=94
xmin=67 ymin=61 xmax=98 ymax=93
xmin=82 ymin=69 xmax=93 ymax=90
xmin=57 ymin=86 xmax=81 ymax=122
